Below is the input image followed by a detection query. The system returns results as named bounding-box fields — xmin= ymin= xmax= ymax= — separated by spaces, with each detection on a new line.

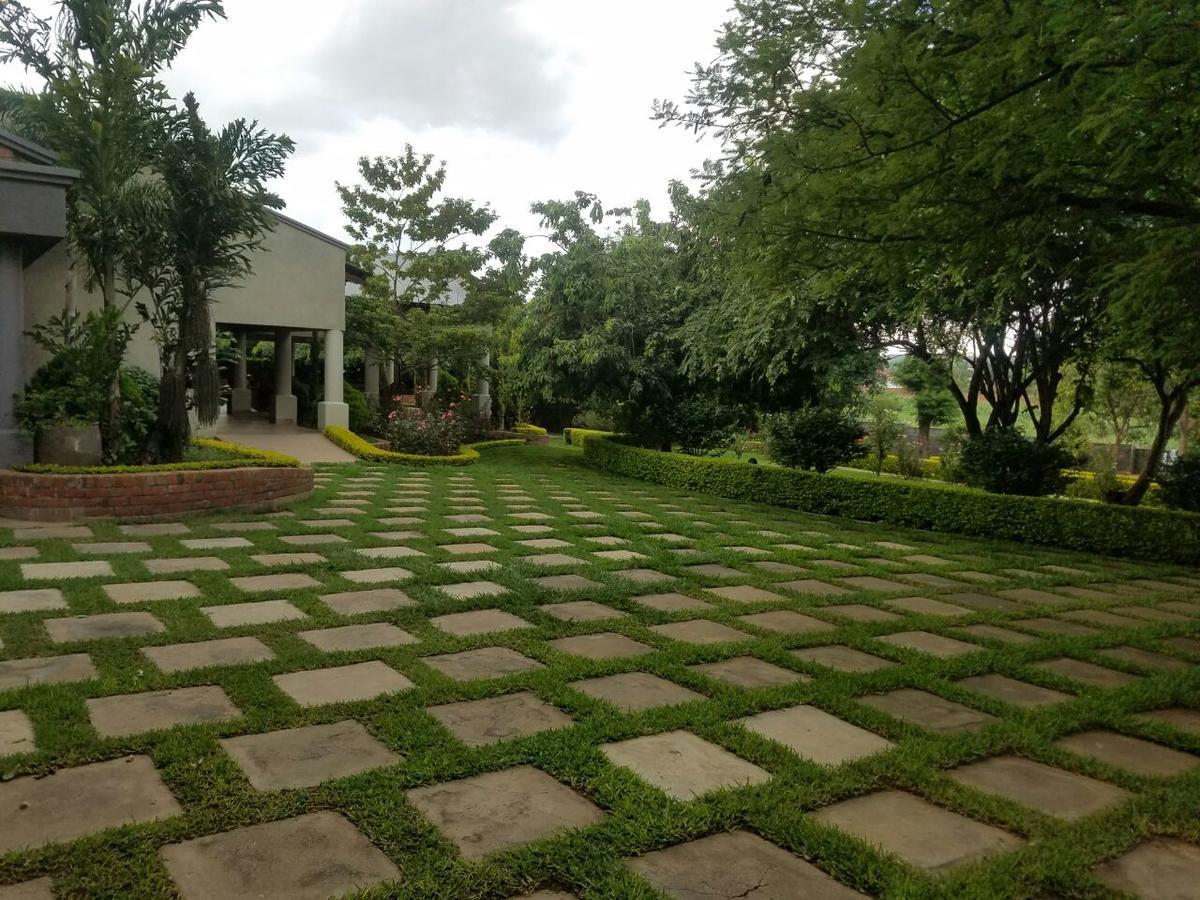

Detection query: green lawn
xmin=1 ymin=443 xmax=1198 ymax=898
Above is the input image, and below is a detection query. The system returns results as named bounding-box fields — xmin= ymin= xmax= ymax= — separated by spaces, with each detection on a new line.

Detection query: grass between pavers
xmin=0 ymin=442 xmax=1194 ymax=898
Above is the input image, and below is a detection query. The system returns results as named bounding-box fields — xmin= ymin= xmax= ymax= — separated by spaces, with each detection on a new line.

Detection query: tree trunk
xmin=157 ymin=348 xmax=191 ymax=463
xmin=918 ymin=416 xmax=931 ymax=455
xmin=99 ymin=260 xmax=123 ymax=462
xmin=1115 ymin=388 xmax=1189 ymax=506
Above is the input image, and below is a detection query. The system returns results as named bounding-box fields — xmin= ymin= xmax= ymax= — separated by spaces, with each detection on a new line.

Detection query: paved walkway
xmin=204 ymin=414 xmax=355 ymax=465
xmin=0 ymin=457 xmax=1198 ymax=897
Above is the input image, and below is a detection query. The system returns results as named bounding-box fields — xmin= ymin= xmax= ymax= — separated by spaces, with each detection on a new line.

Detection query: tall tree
xmin=122 ymin=93 xmax=293 ymax=461
xmin=1085 ymin=361 xmax=1157 ymax=469
xmin=512 ymin=193 xmax=738 ymax=448
xmin=336 ymin=147 xmax=496 ymax=391
xmin=892 ymin=355 xmax=958 ymax=454
xmin=659 ymin=0 xmax=1200 ymax=492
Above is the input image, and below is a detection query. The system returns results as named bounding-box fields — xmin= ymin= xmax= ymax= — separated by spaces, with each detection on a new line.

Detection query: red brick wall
xmin=0 ymin=467 xmax=313 ymax=522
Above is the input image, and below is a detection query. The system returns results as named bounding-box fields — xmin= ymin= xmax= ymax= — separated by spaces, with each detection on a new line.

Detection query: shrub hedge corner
xmin=581 ymin=435 xmax=1200 ymax=565
xmin=564 ymin=427 xmax=614 ymax=446
xmin=14 ymin=437 xmax=300 ymax=474
xmin=324 ymin=427 xmax=524 ymax=466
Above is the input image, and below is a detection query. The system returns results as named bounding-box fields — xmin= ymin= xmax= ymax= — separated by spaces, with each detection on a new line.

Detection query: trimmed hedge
xmin=514 ymin=423 xmax=548 ymax=436
xmin=564 ymin=427 xmax=614 ymax=446
xmin=324 ymin=427 xmax=523 ymax=466
xmin=468 ymin=439 xmax=527 ymax=451
xmin=844 ymin=454 xmax=1158 ymax=496
xmin=582 ymin=435 xmax=1200 ymax=565
xmin=14 ymin=438 xmax=300 ymax=475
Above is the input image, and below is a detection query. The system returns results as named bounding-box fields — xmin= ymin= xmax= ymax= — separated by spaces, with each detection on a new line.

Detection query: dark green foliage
xmin=114 ymin=367 xmax=160 ymax=464
xmin=513 ymin=194 xmax=729 ymax=451
xmin=660 ymin=0 xmax=1200 ymax=490
xmin=1157 ymin=452 xmax=1200 ymax=512
xmin=18 ymin=351 xmax=103 ymax=432
xmin=668 ymin=397 xmax=742 ymax=457
xmin=582 ymin=435 xmax=1200 ymax=565
xmin=18 ymin=309 xmax=134 ymax=446
xmin=345 ymin=383 xmax=371 ymax=434
xmin=955 ymin=431 xmax=1074 ymax=497
xmin=763 ymin=407 xmax=865 ymax=472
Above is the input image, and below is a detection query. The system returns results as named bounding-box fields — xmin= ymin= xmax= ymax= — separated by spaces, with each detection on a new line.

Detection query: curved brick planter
xmin=0 ymin=466 xmax=313 ymax=522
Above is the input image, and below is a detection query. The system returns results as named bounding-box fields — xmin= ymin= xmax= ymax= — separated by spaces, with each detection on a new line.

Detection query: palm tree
xmin=128 ymin=93 xmax=293 ymax=461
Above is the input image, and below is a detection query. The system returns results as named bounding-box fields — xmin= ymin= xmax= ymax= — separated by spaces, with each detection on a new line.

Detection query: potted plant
xmin=18 ymin=352 xmax=104 ymax=466
xmin=17 ymin=309 xmax=132 ymax=466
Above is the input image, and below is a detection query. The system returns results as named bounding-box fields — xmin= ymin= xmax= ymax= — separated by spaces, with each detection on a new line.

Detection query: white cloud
xmin=1 ymin=0 xmax=730 ymax=248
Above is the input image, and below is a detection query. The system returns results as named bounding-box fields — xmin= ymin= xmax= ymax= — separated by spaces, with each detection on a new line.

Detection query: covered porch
xmin=223 ymin=324 xmax=350 ymax=431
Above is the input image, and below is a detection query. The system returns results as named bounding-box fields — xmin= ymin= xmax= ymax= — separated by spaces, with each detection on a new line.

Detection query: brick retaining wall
xmin=0 ymin=466 xmax=313 ymax=522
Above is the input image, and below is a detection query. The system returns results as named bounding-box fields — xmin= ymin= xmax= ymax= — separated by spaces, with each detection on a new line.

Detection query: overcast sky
xmin=1 ymin=0 xmax=730 ymax=251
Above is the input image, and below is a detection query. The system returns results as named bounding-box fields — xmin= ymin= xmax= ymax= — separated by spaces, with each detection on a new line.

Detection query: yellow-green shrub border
xmin=324 ymin=427 xmax=523 ymax=466
xmin=14 ymin=438 xmax=300 ymax=474
xmin=563 ymin=427 xmax=614 ymax=446
xmin=514 ymin=423 xmax=548 ymax=436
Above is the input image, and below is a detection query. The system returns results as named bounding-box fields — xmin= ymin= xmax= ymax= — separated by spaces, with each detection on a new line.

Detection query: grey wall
xmin=23 ymin=216 xmax=348 ymax=378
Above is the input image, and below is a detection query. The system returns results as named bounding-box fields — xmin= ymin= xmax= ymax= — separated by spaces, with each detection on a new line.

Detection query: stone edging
xmin=0 ymin=466 xmax=313 ymax=522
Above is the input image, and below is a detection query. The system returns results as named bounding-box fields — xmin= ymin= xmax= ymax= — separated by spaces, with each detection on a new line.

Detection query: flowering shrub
xmin=384 ymin=401 xmax=467 ymax=456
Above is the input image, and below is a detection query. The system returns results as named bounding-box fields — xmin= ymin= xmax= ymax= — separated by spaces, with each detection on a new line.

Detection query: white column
xmin=474 ymin=350 xmax=492 ymax=423
xmin=382 ymin=357 xmax=395 ymax=394
xmin=364 ymin=347 xmax=380 ymax=408
xmin=270 ymin=328 xmax=297 ymax=424
xmin=231 ymin=331 xmax=253 ymax=414
xmin=419 ymin=354 xmax=439 ymax=408
xmin=318 ymin=328 xmax=350 ymax=429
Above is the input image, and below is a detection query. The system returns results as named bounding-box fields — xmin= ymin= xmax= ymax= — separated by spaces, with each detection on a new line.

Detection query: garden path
xmin=206 ymin=413 xmax=355 ymax=464
xmin=0 ymin=444 xmax=1198 ymax=898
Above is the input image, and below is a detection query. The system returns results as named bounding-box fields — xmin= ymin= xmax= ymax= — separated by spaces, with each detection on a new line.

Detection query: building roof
xmin=270 ymin=210 xmax=350 ymax=251
xmin=0 ymin=125 xmax=59 ymax=166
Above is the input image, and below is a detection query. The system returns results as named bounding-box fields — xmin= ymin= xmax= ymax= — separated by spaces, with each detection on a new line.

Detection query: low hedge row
xmin=564 ymin=427 xmax=614 ymax=446
xmin=582 ymin=435 xmax=1200 ymax=565
xmin=843 ymin=454 xmax=1159 ymax=497
xmin=514 ymin=423 xmax=548 ymax=436
xmin=13 ymin=438 xmax=300 ymax=475
xmin=324 ymin=427 xmax=523 ymax=466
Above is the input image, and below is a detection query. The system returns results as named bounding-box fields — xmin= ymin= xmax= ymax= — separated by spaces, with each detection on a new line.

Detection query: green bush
xmin=114 ymin=367 xmax=160 ymax=465
xmin=582 ymin=436 xmax=1200 ymax=565
xmin=344 ymin=383 xmax=372 ymax=434
xmin=763 ymin=406 xmax=865 ymax=472
xmin=668 ymin=397 xmax=742 ymax=457
xmin=955 ymin=430 xmax=1074 ymax=496
xmin=1158 ymin=452 xmax=1200 ymax=512
xmin=894 ymin=437 xmax=926 ymax=480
